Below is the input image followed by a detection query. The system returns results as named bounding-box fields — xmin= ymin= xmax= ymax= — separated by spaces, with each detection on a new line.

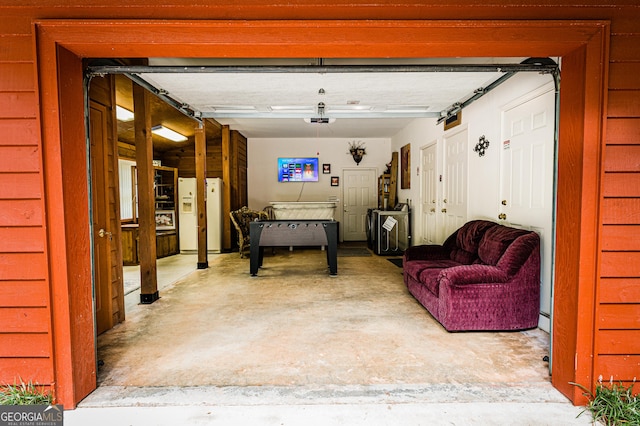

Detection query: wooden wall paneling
xmin=598 ymin=304 xmax=640 ymax=329
xmin=0 ymin=359 xmax=53 ymax=384
xmin=609 ymin=34 xmax=640 ymax=62
xmin=601 ymin=252 xmax=640 ymax=276
xmin=0 ymin=227 xmax=44 ymax=252
xmin=602 ymin=198 xmax=640 ymax=224
xmin=0 ymin=146 xmax=41 ymax=171
xmin=597 ymin=330 xmax=640 ymax=354
xmin=605 ymin=145 xmax=640 ymax=171
xmin=609 ymin=63 xmax=640 ymax=90
xmin=606 ymin=118 xmax=640 ymax=144
xmin=221 ymin=125 xmax=231 ymax=251
xmin=595 ymin=355 xmax=640 ymax=381
xmin=0 ymin=93 xmax=37 ymax=118
xmin=0 ymin=307 xmax=49 ymax=333
xmin=0 ymin=119 xmax=39 ymax=145
xmin=601 ymin=225 xmax=640 ymax=250
xmin=599 ymin=278 xmax=640 ymax=303
xmin=0 ymin=173 xmax=42 ymax=199
xmin=0 ymin=253 xmax=46 ymax=280
xmin=0 ymin=334 xmax=50 ymax=357
xmin=608 ymin=90 xmax=640 ymax=118
xmin=0 ymin=281 xmax=49 ymax=307
xmin=0 ymin=63 xmax=35 ymax=91
xmin=603 ymin=173 xmax=640 ymax=196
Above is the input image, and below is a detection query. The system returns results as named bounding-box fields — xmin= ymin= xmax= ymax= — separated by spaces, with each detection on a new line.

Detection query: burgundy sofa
xmin=403 ymin=220 xmax=540 ymax=332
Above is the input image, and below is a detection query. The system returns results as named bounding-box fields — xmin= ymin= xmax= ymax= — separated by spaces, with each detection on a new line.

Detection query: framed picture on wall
xmin=401 ymin=143 xmax=411 ymax=189
xmin=323 ymin=163 xmax=331 ymax=174
xmin=155 ymin=210 xmax=176 ymax=230
xmin=331 ymin=176 xmax=339 ymax=186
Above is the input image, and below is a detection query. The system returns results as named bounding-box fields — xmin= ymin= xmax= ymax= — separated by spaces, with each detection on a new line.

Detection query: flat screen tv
xmin=277 ymin=157 xmax=319 ymax=182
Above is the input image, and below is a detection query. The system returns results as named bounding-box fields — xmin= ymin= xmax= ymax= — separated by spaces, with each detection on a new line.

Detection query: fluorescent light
xmin=303 ymin=117 xmax=336 ymax=124
xmin=151 ymin=125 xmax=188 ymax=142
xmin=116 ymin=105 xmax=135 ymax=121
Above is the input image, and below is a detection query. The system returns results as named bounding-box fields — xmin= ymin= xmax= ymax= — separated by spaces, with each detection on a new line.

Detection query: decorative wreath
xmin=474 ymin=135 xmax=490 ymax=157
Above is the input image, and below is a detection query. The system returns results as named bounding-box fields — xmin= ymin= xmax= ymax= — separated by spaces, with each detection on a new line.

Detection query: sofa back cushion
xmin=496 ymin=231 xmax=540 ymax=276
xmin=477 ymin=224 xmax=531 ymax=266
xmin=449 ymin=220 xmax=496 ymax=264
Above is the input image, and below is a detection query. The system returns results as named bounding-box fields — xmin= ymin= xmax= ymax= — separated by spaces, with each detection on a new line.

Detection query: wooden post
xmin=221 ymin=125 xmax=232 ymax=251
xmin=133 ymin=84 xmax=158 ymax=304
xmin=195 ymin=124 xmax=208 ymax=268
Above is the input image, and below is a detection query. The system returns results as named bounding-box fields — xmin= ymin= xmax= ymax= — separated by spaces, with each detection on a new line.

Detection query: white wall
xmin=247 ymin=137 xmax=392 ymax=214
xmin=391 ymin=72 xmax=555 ymax=243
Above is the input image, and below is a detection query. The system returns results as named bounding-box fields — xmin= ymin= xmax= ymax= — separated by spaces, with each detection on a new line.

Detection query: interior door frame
xmin=341 ymin=167 xmax=378 ymax=242
xmin=35 ymin=19 xmax=608 ymax=407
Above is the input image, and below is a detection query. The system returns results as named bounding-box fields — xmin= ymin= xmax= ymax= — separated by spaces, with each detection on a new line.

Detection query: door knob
xmin=501 ymin=200 xmax=507 ymax=206
xmin=443 ymin=199 xmax=448 ymax=203
xmin=441 ymin=208 xmax=447 ymax=213
xmin=430 ymin=208 xmax=436 ymax=213
xmin=498 ymin=213 xmax=507 ymax=220
xmin=98 ymin=228 xmax=113 ymax=239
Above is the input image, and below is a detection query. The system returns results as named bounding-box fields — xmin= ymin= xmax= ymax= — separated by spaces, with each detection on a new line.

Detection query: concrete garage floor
xmin=73 ymin=246 xmax=591 ymax=425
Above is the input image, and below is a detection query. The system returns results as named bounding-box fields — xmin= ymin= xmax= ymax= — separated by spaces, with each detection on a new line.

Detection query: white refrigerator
xmin=178 ymin=177 xmax=222 ymax=253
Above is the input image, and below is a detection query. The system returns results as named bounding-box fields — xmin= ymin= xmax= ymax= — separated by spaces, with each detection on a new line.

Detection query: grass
xmin=572 ymin=377 xmax=640 ymax=425
xmin=0 ymin=379 xmax=53 ymax=405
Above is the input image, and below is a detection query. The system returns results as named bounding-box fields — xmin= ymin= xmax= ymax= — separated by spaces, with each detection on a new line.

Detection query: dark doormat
xmin=387 ymin=258 xmax=403 ymax=268
xmin=337 ymin=247 xmax=372 ymax=257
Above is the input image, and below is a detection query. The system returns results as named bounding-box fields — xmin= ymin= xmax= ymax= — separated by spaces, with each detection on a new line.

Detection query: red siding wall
xmin=0 ymin=17 xmax=54 ymax=386
xmin=0 ymin=1 xmax=638 ymax=407
xmin=598 ymin=24 xmax=640 ymax=392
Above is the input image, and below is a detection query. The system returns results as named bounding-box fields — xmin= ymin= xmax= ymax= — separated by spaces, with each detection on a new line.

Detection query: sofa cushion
xmin=450 ymin=220 xmax=496 ymax=264
xmin=404 ymin=259 xmax=461 ymax=283
xmin=477 ymin=225 xmax=530 ymax=266
xmin=418 ymin=268 xmax=446 ymax=297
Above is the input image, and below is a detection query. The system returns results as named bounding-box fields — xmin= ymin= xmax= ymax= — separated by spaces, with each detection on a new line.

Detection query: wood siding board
xmin=0 ymin=334 xmax=50 ymax=357
xmin=609 ymin=63 xmax=640 ymax=90
xmin=609 ymin=34 xmax=640 ymax=62
xmin=0 ymin=173 xmax=42 ymax=199
xmin=0 ymin=227 xmax=45 ymax=252
xmin=598 ymin=304 xmax=640 ymax=329
xmin=600 ymin=278 xmax=640 ymax=303
xmin=0 ymin=281 xmax=48 ymax=308
xmin=0 ymin=146 xmax=40 ymax=171
xmin=601 ymin=251 xmax=640 ymax=277
xmin=0 ymin=119 xmax=39 ymax=146
xmin=0 ymin=199 xmax=43 ymax=226
xmin=606 ymin=118 xmax=640 ymax=145
xmin=0 ymin=63 xmax=35 ymax=92
xmin=608 ymin=90 xmax=640 ymax=118
xmin=605 ymin=145 xmax=640 ymax=171
xmin=597 ymin=330 xmax=640 ymax=354
xmin=603 ymin=173 xmax=640 ymax=197
xmin=0 ymin=36 xmax=34 ymax=61
xmin=594 ymin=355 xmax=640 ymax=381
xmin=0 ymin=307 xmax=50 ymax=333
xmin=0 ymin=92 xmax=37 ymax=118
xmin=0 ymin=358 xmax=53 ymax=384
xmin=0 ymin=253 xmax=46 ymax=280
xmin=601 ymin=225 xmax=640 ymax=251
xmin=602 ymin=198 xmax=640 ymax=225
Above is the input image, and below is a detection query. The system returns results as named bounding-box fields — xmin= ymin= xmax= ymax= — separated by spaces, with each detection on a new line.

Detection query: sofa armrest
xmin=440 ymin=264 xmax=508 ymax=285
xmin=403 ymin=244 xmax=450 ymax=262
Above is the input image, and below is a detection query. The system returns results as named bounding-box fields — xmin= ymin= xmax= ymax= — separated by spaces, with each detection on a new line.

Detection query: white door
xmin=421 ymin=143 xmax=438 ymax=244
xmin=343 ymin=168 xmax=377 ymax=241
xmin=500 ymin=83 xmax=555 ymax=332
xmin=442 ymin=128 xmax=468 ymax=239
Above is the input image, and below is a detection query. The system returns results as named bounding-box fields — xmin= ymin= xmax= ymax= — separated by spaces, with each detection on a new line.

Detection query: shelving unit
xmin=122 ymin=165 xmax=179 ymax=265
xmin=378 ymin=152 xmax=398 ymax=209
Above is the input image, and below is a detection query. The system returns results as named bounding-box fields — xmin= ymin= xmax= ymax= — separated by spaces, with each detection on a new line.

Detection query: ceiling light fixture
xmin=116 ymin=105 xmax=135 ymax=121
xmin=151 ymin=125 xmax=188 ymax=142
